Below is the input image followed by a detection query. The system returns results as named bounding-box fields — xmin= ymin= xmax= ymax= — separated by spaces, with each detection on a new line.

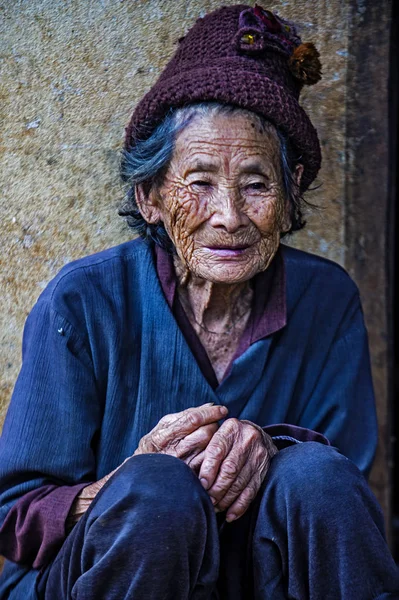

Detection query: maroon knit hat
xmin=125 ymin=4 xmax=322 ymax=192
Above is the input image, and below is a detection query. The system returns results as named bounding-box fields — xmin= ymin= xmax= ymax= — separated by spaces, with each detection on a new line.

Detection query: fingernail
xmin=219 ymin=406 xmax=228 ymax=414
xmin=210 ymin=496 xmax=217 ymax=505
xmin=200 ymin=477 xmax=209 ymax=489
xmin=204 ymin=402 xmax=215 ymax=406
xmin=226 ymin=513 xmax=237 ymax=523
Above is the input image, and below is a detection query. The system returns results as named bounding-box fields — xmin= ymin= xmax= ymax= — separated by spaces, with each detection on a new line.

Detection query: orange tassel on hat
xmin=289 ymin=42 xmax=322 ymax=85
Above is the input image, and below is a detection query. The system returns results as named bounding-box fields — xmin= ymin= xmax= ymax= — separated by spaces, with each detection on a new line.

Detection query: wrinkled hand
xmin=134 ymin=403 xmax=228 ymax=473
xmin=198 ymin=418 xmax=278 ymax=522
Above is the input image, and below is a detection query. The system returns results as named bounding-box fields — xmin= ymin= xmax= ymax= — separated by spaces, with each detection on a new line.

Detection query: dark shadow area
xmin=391 ymin=0 xmax=399 ymax=561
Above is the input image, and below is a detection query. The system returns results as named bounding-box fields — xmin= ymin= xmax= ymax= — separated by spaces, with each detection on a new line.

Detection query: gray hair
xmin=120 ymin=102 xmax=306 ymax=252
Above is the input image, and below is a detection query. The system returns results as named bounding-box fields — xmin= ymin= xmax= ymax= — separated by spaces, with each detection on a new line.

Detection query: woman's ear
xmin=135 ymin=183 xmax=162 ymax=225
xmin=281 ymin=200 xmax=292 ymax=233
xmin=294 ymin=163 xmax=304 ymax=189
xmin=281 ymin=163 xmax=304 ymax=233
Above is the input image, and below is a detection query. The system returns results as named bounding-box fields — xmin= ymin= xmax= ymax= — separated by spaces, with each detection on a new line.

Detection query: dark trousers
xmin=38 ymin=443 xmax=399 ymax=599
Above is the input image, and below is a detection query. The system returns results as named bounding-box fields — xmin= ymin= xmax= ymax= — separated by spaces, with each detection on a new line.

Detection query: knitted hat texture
xmin=125 ymin=4 xmax=322 ymax=191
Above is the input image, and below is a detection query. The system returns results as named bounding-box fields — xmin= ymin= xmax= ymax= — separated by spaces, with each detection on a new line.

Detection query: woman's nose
xmin=209 ymin=191 xmax=248 ymax=233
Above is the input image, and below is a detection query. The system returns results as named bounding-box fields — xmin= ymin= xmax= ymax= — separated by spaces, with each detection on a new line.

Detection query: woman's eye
xmin=191 ymin=180 xmax=211 ymax=188
xmin=245 ymin=182 xmax=267 ymax=191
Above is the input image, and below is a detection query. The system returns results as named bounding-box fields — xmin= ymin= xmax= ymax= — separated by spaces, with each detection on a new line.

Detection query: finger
xmin=198 ymin=422 xmax=237 ymax=490
xmin=206 ymin=450 xmax=248 ymax=504
xmin=165 ymin=404 xmax=228 ymax=439
xmin=200 ymin=418 xmax=248 ymax=497
xmin=150 ymin=404 xmax=227 ymax=452
xmin=211 ymin=463 xmax=253 ymax=511
xmin=175 ymin=423 xmax=219 ymax=459
xmin=209 ymin=423 xmax=272 ymax=506
xmin=157 ymin=403 xmax=220 ymax=428
xmin=186 ymin=449 xmax=205 ymax=473
xmin=215 ymin=439 xmax=274 ymax=511
xmin=225 ymin=476 xmax=261 ymax=522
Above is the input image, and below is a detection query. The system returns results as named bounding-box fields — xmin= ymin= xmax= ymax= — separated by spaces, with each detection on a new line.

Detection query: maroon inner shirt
xmin=155 ymin=245 xmax=287 ymax=388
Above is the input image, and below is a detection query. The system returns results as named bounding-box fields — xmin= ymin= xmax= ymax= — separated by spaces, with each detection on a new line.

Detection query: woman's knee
xmin=264 ymin=442 xmax=379 ymax=519
xmin=43 ymin=455 xmax=216 ymax=599
xmin=92 ymin=453 xmax=211 ymax=525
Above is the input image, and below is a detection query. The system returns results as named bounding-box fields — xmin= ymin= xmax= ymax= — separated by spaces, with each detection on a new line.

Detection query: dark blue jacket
xmin=0 ymin=239 xmax=377 ymax=598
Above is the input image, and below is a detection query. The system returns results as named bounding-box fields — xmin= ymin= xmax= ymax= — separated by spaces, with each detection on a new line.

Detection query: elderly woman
xmin=0 ymin=4 xmax=398 ymax=600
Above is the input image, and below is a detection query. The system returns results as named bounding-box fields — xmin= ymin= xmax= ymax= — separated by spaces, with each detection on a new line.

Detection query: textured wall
xmin=0 ymin=0 xmax=389 ymax=517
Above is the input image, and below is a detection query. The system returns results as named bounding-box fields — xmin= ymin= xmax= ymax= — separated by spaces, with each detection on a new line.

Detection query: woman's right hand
xmin=134 ymin=403 xmax=228 ymax=472
xmin=66 ymin=403 xmax=228 ymax=530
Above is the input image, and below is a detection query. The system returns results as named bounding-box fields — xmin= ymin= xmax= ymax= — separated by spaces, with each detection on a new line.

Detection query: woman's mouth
xmin=204 ymin=245 xmax=252 ymax=257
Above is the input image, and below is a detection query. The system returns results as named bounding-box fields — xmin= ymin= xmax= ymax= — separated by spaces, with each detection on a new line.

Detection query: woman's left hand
xmin=198 ymin=418 xmax=278 ymax=522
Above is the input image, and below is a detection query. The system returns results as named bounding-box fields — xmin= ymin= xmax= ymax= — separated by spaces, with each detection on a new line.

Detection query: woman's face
xmin=141 ymin=111 xmax=297 ymax=284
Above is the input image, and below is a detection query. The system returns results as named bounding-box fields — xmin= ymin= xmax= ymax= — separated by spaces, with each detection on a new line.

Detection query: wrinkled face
xmin=141 ymin=111 xmax=293 ymax=284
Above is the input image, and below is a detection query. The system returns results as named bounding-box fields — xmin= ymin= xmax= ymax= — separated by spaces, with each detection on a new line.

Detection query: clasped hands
xmin=135 ymin=403 xmax=278 ymax=522
xmin=68 ymin=403 xmax=277 ymax=529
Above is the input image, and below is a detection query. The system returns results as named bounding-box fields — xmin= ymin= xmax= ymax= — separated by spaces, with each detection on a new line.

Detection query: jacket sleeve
xmin=295 ymin=294 xmax=377 ymax=478
xmin=263 ymin=423 xmax=331 ymax=449
xmin=0 ymin=298 xmax=101 ymax=568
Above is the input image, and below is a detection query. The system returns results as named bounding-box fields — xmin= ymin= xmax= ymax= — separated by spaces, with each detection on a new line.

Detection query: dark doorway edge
xmin=344 ymin=0 xmax=393 ymax=541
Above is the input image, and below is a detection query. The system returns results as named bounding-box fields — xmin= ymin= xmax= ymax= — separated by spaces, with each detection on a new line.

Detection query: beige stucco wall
xmin=0 ymin=0 xmax=349 ymax=422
